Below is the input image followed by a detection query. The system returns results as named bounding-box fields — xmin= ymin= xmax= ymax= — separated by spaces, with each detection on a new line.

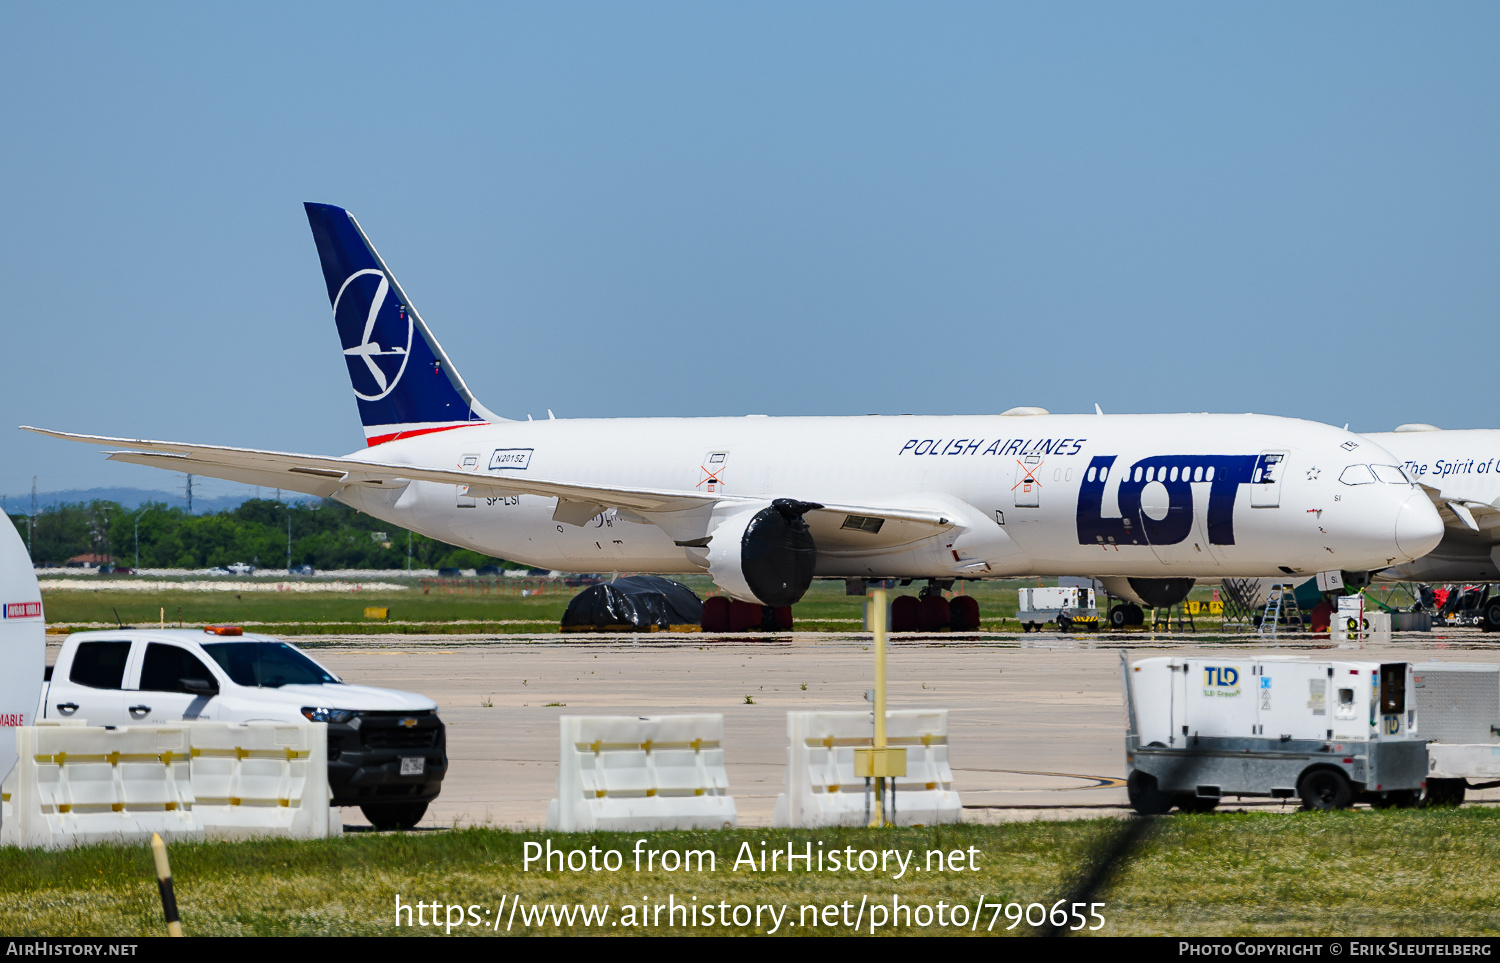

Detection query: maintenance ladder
xmin=1258 ymin=584 xmax=1304 ymax=637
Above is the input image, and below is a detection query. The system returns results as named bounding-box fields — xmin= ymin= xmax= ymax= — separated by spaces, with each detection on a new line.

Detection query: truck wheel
xmin=1297 ymin=769 xmax=1353 ymax=811
xmin=1483 ymin=601 xmax=1500 ymax=632
xmin=361 ymin=801 xmax=429 ymax=831
xmin=1424 ymin=778 xmax=1467 ymax=807
xmin=1127 ymin=770 xmax=1175 ymax=815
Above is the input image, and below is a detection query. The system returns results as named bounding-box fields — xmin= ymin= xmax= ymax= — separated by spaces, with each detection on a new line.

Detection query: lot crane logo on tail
xmin=335 ymin=268 xmax=414 ymax=402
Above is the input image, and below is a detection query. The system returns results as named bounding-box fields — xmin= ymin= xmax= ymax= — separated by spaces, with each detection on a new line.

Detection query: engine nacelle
xmin=705 ymin=499 xmax=821 ymax=606
xmin=1099 ymin=576 xmax=1196 ymax=609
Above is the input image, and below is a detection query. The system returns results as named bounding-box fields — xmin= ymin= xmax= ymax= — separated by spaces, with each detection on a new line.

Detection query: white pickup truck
xmin=41 ymin=626 xmax=446 ymax=830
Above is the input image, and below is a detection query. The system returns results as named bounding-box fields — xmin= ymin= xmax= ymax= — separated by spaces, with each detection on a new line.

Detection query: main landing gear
xmin=1108 ymin=603 xmax=1146 ymax=629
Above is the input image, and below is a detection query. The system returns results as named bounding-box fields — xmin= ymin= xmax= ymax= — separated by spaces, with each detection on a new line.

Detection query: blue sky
xmin=3 ymin=3 xmax=1497 ymax=502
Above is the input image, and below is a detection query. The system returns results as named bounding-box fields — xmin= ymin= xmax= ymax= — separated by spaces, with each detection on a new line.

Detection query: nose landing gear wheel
xmin=1109 ymin=606 xmax=1128 ymax=629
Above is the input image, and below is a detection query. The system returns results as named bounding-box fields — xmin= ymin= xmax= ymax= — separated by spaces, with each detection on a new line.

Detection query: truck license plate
xmin=400 ymin=757 xmax=425 ymax=776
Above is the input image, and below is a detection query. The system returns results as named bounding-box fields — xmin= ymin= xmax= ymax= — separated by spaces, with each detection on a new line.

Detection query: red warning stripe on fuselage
xmin=364 ymin=422 xmax=486 ymax=447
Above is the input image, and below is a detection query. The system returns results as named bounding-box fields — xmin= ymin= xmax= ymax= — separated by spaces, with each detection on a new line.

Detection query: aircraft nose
xmin=1395 ymin=490 xmax=1444 ymax=561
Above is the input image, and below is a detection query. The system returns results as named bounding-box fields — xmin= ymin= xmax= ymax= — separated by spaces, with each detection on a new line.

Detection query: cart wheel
xmin=1127 ymin=770 xmax=1175 ymax=815
xmin=1424 ymin=778 xmax=1467 ymax=808
xmin=1297 ymin=769 xmax=1353 ymax=811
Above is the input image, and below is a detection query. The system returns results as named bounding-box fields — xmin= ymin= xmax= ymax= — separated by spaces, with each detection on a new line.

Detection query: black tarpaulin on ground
xmin=560 ymin=576 xmax=703 ymax=629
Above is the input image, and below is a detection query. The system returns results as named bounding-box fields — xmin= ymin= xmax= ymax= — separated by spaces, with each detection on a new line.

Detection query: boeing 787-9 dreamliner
xmin=25 ymin=204 xmax=1445 ymax=625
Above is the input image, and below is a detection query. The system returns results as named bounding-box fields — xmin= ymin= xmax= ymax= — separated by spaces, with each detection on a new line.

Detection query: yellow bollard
xmin=855 ymin=588 xmax=905 ymax=826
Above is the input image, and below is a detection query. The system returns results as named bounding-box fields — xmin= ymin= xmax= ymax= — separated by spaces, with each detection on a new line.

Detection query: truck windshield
xmin=201 ymin=642 xmax=338 ymax=688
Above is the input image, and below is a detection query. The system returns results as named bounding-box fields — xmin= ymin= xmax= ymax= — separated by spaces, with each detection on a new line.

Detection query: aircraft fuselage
xmin=336 ymin=411 xmax=1437 ymax=581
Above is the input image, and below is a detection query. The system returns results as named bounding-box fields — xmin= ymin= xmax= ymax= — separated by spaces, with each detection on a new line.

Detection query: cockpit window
xmin=1370 ymin=465 xmax=1413 ymax=486
xmin=1340 ymin=464 xmax=1413 ymax=487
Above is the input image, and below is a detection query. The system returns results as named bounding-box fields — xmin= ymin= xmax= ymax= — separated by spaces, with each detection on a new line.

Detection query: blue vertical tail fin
xmin=304 ymin=202 xmax=503 ymax=445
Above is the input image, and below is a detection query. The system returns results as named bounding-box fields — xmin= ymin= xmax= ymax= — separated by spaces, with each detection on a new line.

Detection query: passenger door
xmin=45 ymin=639 xmax=139 ymax=726
xmin=1013 ymin=455 xmax=1041 ymax=508
xmin=131 ymin=641 xmax=222 ymax=723
xmin=1250 ymin=452 xmax=1289 ymax=508
xmin=697 ymin=451 xmax=729 ymax=494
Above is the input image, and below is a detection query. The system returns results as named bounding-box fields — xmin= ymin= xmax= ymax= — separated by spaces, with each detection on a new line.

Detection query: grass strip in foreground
xmin=2 ymin=810 xmax=1499 ymax=936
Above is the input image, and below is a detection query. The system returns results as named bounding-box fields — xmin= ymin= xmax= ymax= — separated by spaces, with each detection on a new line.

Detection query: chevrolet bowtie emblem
xmin=400 ymin=717 xmax=418 ymax=728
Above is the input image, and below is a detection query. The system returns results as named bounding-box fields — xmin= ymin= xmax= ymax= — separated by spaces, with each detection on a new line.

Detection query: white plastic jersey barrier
xmin=547 ymin=715 xmax=735 ymax=832
xmin=773 ymin=710 xmax=961 ymax=828
xmin=2 ymin=725 xmax=202 ymax=849
xmin=1 ymin=722 xmax=339 ymax=848
xmin=188 ymin=722 xmax=337 ymax=840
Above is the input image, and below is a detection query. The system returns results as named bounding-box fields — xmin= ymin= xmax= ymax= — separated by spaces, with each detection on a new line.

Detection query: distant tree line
xmin=8 ymin=498 xmax=507 ymax=571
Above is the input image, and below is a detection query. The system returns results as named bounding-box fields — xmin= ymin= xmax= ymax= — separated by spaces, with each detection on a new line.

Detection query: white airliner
xmin=1363 ymin=425 xmax=1500 ymax=592
xmin=23 ymin=204 xmax=1446 ymax=625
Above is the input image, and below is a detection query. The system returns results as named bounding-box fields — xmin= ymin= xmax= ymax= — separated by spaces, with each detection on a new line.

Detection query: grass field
xmin=3 ymin=810 xmax=1498 ymax=936
xmin=39 ymin=577 xmax=1036 ymax=635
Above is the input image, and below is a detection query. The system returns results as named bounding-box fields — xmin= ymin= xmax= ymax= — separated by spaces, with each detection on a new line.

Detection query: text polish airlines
xmin=24 ymin=204 xmax=1445 ymax=622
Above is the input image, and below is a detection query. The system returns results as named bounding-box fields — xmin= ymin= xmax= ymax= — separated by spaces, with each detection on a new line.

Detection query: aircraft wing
xmin=23 ymin=427 xmax=960 ymax=547
xmin=22 ymin=427 xmax=718 ymax=513
xmin=1417 ymin=483 xmax=1500 ymax=534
